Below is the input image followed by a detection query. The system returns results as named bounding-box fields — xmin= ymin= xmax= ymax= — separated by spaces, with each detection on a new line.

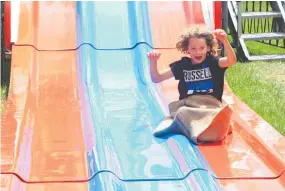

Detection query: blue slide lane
xmin=76 ymin=1 xmax=222 ymax=190
xmin=76 ymin=1 xmax=153 ymax=49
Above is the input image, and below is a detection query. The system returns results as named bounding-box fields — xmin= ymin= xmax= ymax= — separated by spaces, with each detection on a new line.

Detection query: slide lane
xmin=148 ymin=1 xmax=285 ymax=190
xmin=76 ymin=1 xmax=221 ymax=190
xmin=1 ymin=46 xmax=89 ymax=182
xmin=148 ymin=1 xmax=205 ymax=49
xmin=1 ymin=1 xmax=92 ymax=189
xmin=14 ymin=1 xmax=77 ymax=50
xmin=76 ymin=1 xmax=153 ymax=49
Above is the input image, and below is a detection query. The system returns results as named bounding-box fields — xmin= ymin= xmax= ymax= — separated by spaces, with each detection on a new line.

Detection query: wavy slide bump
xmin=1 ymin=1 xmax=285 ymax=191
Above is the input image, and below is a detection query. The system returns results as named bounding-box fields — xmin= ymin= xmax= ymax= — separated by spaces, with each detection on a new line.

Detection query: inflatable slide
xmin=1 ymin=1 xmax=285 ymax=190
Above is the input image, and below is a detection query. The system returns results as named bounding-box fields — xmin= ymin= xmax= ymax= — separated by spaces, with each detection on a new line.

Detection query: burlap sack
xmin=154 ymin=95 xmax=233 ymax=144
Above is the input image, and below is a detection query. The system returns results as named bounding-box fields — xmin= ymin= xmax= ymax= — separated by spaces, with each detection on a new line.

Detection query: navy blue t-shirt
xmin=170 ymin=55 xmax=227 ymax=102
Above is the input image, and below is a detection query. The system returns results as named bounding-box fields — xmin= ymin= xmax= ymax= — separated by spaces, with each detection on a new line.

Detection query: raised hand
xmin=213 ymin=29 xmax=228 ymax=44
xmin=147 ymin=50 xmax=161 ymax=62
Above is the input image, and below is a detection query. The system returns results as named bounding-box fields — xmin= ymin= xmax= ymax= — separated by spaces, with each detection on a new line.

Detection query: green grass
xmin=245 ymin=41 xmax=285 ymax=55
xmin=1 ymin=84 xmax=8 ymax=114
xmin=1 ymin=58 xmax=11 ymax=115
xmin=242 ymin=1 xmax=271 ymax=12
xmin=226 ymin=61 xmax=285 ymax=135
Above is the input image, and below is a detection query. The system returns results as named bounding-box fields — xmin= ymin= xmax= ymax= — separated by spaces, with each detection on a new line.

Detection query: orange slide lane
xmin=148 ymin=1 xmax=285 ymax=190
xmin=1 ymin=2 xmax=90 ymax=190
xmin=15 ymin=1 xmax=77 ymax=50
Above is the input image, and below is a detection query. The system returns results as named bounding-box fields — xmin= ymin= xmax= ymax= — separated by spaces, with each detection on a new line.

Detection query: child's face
xmin=187 ymin=37 xmax=210 ymax=64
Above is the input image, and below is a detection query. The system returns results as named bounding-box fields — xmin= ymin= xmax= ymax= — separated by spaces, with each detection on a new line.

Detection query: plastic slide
xmin=1 ymin=1 xmax=285 ymax=191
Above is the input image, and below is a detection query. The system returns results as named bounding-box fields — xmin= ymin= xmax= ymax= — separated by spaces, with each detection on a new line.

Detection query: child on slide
xmin=147 ymin=26 xmax=237 ymax=144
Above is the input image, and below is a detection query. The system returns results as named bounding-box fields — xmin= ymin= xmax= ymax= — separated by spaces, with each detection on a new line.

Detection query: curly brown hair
xmin=176 ymin=25 xmax=217 ymax=55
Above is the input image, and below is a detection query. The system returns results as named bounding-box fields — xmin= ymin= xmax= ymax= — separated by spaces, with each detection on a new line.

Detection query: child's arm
xmin=147 ymin=51 xmax=174 ymax=83
xmin=213 ymin=29 xmax=237 ymax=68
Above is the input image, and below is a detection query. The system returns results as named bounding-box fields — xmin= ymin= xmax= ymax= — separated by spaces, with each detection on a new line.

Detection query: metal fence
xmin=240 ymin=1 xmax=285 ymax=48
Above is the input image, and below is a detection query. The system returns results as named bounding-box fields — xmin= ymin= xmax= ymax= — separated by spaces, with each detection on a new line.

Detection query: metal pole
xmin=1 ymin=2 xmax=2 ymax=77
xmin=222 ymin=1 xmax=228 ymax=32
xmin=237 ymin=1 xmax=242 ymax=38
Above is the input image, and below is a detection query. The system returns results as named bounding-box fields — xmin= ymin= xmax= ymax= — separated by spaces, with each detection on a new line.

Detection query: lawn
xmin=1 ymin=58 xmax=10 ymax=114
xmin=226 ymin=61 xmax=285 ymax=135
xmin=1 ymin=84 xmax=8 ymax=113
